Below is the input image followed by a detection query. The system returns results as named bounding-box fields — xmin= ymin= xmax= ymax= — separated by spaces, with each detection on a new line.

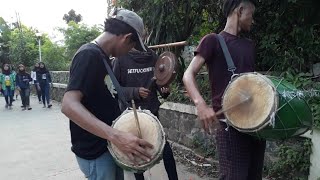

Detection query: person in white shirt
xmin=31 ymin=63 xmax=42 ymax=104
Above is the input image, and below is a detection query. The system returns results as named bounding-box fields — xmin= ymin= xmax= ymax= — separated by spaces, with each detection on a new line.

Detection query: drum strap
xmin=103 ymin=58 xmax=129 ymax=107
xmin=93 ymin=42 xmax=130 ymax=108
xmin=217 ymin=34 xmax=237 ymax=74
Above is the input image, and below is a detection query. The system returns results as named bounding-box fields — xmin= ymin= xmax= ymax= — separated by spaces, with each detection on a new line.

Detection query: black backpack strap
xmin=91 ymin=42 xmax=129 ymax=108
xmin=217 ymin=34 xmax=237 ymax=74
xmin=102 ymin=58 xmax=130 ymax=108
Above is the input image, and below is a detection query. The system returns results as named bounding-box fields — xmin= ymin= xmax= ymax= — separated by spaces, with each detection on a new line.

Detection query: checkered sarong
xmin=216 ymin=122 xmax=266 ymax=180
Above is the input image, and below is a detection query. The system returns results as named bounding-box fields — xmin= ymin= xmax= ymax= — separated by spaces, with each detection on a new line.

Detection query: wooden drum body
xmin=222 ymin=72 xmax=313 ymax=140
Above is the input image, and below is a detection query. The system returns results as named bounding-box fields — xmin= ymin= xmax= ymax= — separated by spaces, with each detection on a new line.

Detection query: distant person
xmin=16 ymin=64 xmax=33 ymax=110
xmin=37 ymin=62 xmax=53 ymax=108
xmin=31 ymin=62 xmax=42 ymax=104
xmin=0 ymin=63 xmax=15 ymax=109
xmin=10 ymin=64 xmax=19 ymax=101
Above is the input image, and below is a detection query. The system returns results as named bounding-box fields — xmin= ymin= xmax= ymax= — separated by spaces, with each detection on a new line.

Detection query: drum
xmin=108 ymin=109 xmax=166 ymax=172
xmin=222 ymin=72 xmax=313 ymax=140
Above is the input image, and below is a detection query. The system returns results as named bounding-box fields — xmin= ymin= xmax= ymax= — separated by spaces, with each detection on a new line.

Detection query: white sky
xmin=0 ymin=0 xmax=109 ymax=41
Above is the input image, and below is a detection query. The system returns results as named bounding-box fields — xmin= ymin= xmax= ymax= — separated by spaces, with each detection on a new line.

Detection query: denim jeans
xmin=3 ymin=86 xmax=14 ymax=106
xmin=39 ymin=83 xmax=51 ymax=105
xmin=34 ymin=84 xmax=42 ymax=102
xmin=20 ymin=88 xmax=30 ymax=107
xmin=76 ymin=152 xmax=124 ymax=180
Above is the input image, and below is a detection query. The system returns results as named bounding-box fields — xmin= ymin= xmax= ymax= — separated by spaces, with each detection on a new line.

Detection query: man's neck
xmin=94 ymin=32 xmax=116 ymax=56
xmin=223 ymin=17 xmax=240 ymax=36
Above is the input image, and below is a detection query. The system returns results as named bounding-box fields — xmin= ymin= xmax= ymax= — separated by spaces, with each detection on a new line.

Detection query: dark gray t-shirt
xmin=195 ymin=31 xmax=255 ymax=115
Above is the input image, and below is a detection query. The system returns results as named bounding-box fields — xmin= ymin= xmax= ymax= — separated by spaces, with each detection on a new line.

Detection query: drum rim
xmin=222 ymin=72 xmax=279 ymax=132
xmin=107 ymin=109 xmax=166 ymax=172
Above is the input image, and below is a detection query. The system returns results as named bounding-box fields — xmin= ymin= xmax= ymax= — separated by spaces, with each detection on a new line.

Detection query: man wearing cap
xmin=61 ymin=9 xmax=152 ymax=180
xmin=183 ymin=0 xmax=265 ymax=179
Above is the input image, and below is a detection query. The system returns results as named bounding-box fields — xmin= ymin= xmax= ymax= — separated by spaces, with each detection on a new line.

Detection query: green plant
xmin=192 ymin=133 xmax=216 ymax=158
xmin=266 ymin=138 xmax=312 ymax=180
xmin=166 ymin=72 xmax=211 ymax=105
xmin=282 ymin=69 xmax=320 ymax=129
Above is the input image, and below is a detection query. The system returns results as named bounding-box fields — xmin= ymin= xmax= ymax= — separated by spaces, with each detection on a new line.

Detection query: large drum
xmin=222 ymin=72 xmax=313 ymax=140
xmin=108 ymin=109 xmax=166 ymax=172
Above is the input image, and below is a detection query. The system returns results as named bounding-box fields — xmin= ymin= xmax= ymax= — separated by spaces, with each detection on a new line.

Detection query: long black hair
xmin=33 ymin=62 xmax=40 ymax=71
xmin=38 ymin=62 xmax=49 ymax=74
xmin=2 ymin=63 xmax=11 ymax=75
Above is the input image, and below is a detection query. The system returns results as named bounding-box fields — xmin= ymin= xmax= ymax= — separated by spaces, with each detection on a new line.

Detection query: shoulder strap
xmin=92 ymin=43 xmax=130 ymax=108
xmin=102 ymin=58 xmax=129 ymax=108
xmin=216 ymin=34 xmax=237 ymax=74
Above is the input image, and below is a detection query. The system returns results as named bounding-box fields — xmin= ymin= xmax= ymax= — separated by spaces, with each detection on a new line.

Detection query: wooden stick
xmin=131 ymin=100 xmax=142 ymax=138
xmin=148 ymin=41 xmax=188 ymax=49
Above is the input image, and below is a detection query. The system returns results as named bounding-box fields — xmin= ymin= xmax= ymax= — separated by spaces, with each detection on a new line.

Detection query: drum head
xmin=109 ymin=110 xmax=165 ymax=171
xmin=154 ymin=51 xmax=178 ymax=86
xmin=222 ymin=73 xmax=277 ymax=130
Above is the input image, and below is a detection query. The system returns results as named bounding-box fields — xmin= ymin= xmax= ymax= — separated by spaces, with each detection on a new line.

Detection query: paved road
xmin=0 ymin=96 xmax=212 ymax=180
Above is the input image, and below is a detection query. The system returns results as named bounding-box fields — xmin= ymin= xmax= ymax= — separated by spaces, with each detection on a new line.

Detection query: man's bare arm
xmin=183 ymin=55 xmax=216 ymax=133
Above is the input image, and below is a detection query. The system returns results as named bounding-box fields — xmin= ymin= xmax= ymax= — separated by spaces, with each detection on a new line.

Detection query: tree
xmin=0 ymin=17 xmax=11 ymax=65
xmin=8 ymin=25 xmax=38 ymax=67
xmin=60 ymin=21 xmax=102 ymax=60
xmin=249 ymin=0 xmax=320 ymax=72
xmin=63 ymin=9 xmax=82 ymax=24
xmin=41 ymin=39 xmax=68 ymax=71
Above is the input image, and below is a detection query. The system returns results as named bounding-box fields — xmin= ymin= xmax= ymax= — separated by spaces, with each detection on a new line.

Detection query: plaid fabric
xmin=216 ymin=122 xmax=266 ymax=180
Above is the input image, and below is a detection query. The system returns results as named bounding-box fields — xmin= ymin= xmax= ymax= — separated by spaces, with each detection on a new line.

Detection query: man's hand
xmin=196 ymin=102 xmax=217 ymax=134
xmin=139 ymin=87 xmax=150 ymax=99
xmin=160 ymin=86 xmax=170 ymax=94
xmin=112 ymin=131 xmax=154 ymax=164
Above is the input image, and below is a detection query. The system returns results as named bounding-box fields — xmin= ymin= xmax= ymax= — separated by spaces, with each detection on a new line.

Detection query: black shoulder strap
xmin=216 ymin=34 xmax=237 ymax=74
xmin=92 ymin=43 xmax=129 ymax=108
xmin=102 ymin=58 xmax=129 ymax=108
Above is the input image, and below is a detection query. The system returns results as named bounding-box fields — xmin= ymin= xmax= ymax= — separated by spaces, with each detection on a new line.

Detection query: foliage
xmin=0 ymin=17 xmax=11 ymax=65
xmin=249 ymin=0 xmax=320 ymax=72
xmin=63 ymin=9 xmax=82 ymax=24
xmin=192 ymin=133 xmax=216 ymax=158
xmin=60 ymin=21 xmax=102 ymax=60
xmin=167 ymin=71 xmax=211 ymax=105
xmin=41 ymin=39 xmax=69 ymax=71
xmin=266 ymin=138 xmax=312 ymax=180
xmin=8 ymin=26 xmax=38 ymax=67
xmin=282 ymin=69 xmax=320 ymax=129
xmin=0 ymin=17 xmax=71 ymax=72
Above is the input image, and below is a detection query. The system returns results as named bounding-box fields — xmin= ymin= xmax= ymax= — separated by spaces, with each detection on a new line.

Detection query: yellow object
xmin=4 ymin=76 xmax=11 ymax=86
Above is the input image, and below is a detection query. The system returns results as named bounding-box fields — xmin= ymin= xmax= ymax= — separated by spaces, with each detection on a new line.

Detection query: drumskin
xmin=223 ymin=73 xmax=275 ymax=129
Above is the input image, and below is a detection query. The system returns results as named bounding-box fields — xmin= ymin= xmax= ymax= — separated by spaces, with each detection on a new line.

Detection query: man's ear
xmin=238 ymin=6 xmax=244 ymax=16
xmin=123 ymin=33 xmax=133 ymax=42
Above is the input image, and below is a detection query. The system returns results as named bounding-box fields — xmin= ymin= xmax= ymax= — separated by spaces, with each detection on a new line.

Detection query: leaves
xmin=59 ymin=21 xmax=102 ymax=60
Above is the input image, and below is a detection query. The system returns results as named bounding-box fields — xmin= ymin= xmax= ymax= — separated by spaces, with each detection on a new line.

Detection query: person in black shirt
xmin=16 ymin=64 xmax=33 ymax=110
xmin=61 ymin=9 xmax=153 ymax=180
xmin=37 ymin=62 xmax=53 ymax=108
xmin=113 ymin=47 xmax=178 ymax=180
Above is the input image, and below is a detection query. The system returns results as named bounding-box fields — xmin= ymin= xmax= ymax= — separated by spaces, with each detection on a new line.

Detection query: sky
xmin=0 ymin=0 xmax=109 ymax=41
